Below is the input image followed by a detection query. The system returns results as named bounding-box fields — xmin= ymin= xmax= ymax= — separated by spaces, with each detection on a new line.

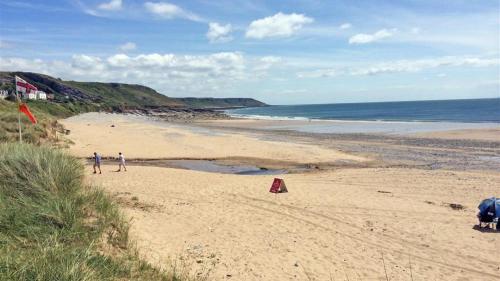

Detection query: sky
xmin=0 ymin=0 xmax=499 ymax=104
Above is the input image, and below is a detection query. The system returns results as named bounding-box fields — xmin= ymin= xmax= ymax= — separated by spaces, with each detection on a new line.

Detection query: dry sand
xmin=62 ymin=113 xmax=500 ymax=280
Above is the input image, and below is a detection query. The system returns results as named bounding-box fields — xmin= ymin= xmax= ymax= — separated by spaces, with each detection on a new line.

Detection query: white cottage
xmin=23 ymin=92 xmax=37 ymax=100
xmin=36 ymin=90 xmax=47 ymax=100
xmin=0 ymin=90 xmax=8 ymax=99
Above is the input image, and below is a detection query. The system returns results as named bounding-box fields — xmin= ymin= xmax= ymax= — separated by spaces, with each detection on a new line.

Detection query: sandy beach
xmin=61 ymin=113 xmax=364 ymax=163
xmin=61 ymin=113 xmax=500 ymax=280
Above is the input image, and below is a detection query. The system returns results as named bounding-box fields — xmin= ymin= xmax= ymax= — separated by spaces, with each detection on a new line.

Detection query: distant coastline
xmin=226 ymin=98 xmax=500 ymax=123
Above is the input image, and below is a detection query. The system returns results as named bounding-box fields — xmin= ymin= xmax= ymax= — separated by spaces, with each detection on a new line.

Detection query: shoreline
xmin=225 ymin=112 xmax=500 ymax=123
xmin=204 ymin=116 xmax=500 ymax=135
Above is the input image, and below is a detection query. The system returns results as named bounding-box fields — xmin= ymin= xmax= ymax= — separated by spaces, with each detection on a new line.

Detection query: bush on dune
xmin=0 ymin=143 xmax=197 ymax=280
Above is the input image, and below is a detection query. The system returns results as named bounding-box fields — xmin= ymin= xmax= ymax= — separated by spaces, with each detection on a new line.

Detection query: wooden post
xmin=18 ymin=110 xmax=22 ymax=143
xmin=16 ymin=91 xmax=22 ymax=143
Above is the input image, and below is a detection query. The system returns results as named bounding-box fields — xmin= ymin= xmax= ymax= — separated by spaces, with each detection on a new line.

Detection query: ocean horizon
xmin=226 ymin=98 xmax=500 ymax=123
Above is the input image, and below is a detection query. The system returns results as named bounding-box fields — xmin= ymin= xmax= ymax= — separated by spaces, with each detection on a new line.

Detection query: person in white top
xmin=117 ymin=152 xmax=127 ymax=172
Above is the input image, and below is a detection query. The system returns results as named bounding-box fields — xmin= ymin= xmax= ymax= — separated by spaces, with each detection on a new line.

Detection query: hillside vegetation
xmin=0 ymin=72 xmax=266 ymax=111
xmin=64 ymin=81 xmax=186 ymax=109
xmin=0 ymin=72 xmax=264 ymax=143
xmin=0 ymin=143 xmax=201 ymax=280
xmin=0 ymin=100 xmax=71 ymax=144
xmin=0 ymin=72 xmax=184 ymax=109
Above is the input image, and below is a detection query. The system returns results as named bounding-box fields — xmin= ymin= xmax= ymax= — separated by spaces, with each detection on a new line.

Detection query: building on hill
xmin=47 ymin=93 xmax=55 ymax=100
xmin=36 ymin=90 xmax=47 ymax=100
xmin=0 ymin=90 xmax=8 ymax=99
xmin=23 ymin=92 xmax=37 ymax=100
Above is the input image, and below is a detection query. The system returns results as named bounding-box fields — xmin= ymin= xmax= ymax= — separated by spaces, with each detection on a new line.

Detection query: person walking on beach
xmin=117 ymin=152 xmax=127 ymax=172
xmin=93 ymin=152 xmax=102 ymax=174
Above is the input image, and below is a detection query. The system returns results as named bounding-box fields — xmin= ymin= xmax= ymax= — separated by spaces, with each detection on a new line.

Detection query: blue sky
xmin=0 ymin=0 xmax=498 ymax=104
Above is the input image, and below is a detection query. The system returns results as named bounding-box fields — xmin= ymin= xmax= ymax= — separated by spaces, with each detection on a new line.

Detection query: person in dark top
xmin=93 ymin=152 xmax=102 ymax=174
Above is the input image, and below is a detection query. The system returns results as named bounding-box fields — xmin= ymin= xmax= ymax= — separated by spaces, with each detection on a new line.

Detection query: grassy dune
xmin=0 ymin=143 xmax=198 ymax=280
xmin=0 ymin=100 xmax=64 ymax=144
xmin=0 ymin=99 xmax=96 ymax=144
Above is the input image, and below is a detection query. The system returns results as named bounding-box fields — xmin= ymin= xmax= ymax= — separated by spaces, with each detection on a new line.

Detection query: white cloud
xmin=245 ymin=12 xmax=313 ymax=39
xmin=349 ymin=28 xmax=394 ymax=44
xmin=119 ymin=42 xmax=137 ymax=52
xmin=297 ymin=69 xmax=338 ymax=78
xmin=107 ymin=54 xmax=131 ymax=67
xmin=144 ymin=2 xmax=202 ymax=21
xmin=260 ymin=56 xmax=282 ymax=64
xmin=206 ymin=22 xmax=233 ymax=43
xmin=0 ymin=52 xmax=249 ymax=96
xmin=98 ymin=0 xmax=122 ymax=11
xmin=339 ymin=23 xmax=351 ymax=30
xmin=253 ymin=56 xmax=282 ymax=71
xmin=3 ymin=52 xmax=497 ymax=99
xmin=297 ymin=56 xmax=499 ymax=78
xmin=71 ymin=54 xmax=102 ymax=69
xmin=350 ymin=57 xmax=499 ymax=75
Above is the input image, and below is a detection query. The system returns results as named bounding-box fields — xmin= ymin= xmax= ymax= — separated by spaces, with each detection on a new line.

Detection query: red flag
xmin=19 ymin=103 xmax=37 ymax=124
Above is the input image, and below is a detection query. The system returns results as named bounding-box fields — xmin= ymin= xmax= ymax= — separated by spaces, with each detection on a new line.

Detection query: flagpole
xmin=18 ymin=108 xmax=22 ymax=143
xmin=15 ymin=76 xmax=39 ymax=142
xmin=14 ymin=76 xmax=23 ymax=143
xmin=15 ymin=86 xmax=22 ymax=143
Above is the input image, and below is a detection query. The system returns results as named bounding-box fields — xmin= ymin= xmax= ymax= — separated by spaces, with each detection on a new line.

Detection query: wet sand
xmin=412 ymin=128 xmax=500 ymax=142
xmin=198 ymin=118 xmax=500 ymax=135
xmin=62 ymin=113 xmax=500 ymax=280
xmin=196 ymin=119 xmax=500 ymax=172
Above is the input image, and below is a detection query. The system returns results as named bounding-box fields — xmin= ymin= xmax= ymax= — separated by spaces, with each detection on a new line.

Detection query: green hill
xmin=0 ymin=72 xmax=184 ymax=109
xmin=0 ymin=72 xmax=266 ymax=110
xmin=0 ymin=72 xmax=267 ymax=144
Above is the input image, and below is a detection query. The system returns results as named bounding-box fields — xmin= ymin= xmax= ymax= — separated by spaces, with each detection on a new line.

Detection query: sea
xmin=225 ymin=98 xmax=500 ymax=134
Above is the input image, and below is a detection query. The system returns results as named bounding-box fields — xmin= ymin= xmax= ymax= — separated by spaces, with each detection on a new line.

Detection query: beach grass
xmin=0 ymin=100 xmax=72 ymax=145
xmin=0 ymin=143 xmax=200 ymax=280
